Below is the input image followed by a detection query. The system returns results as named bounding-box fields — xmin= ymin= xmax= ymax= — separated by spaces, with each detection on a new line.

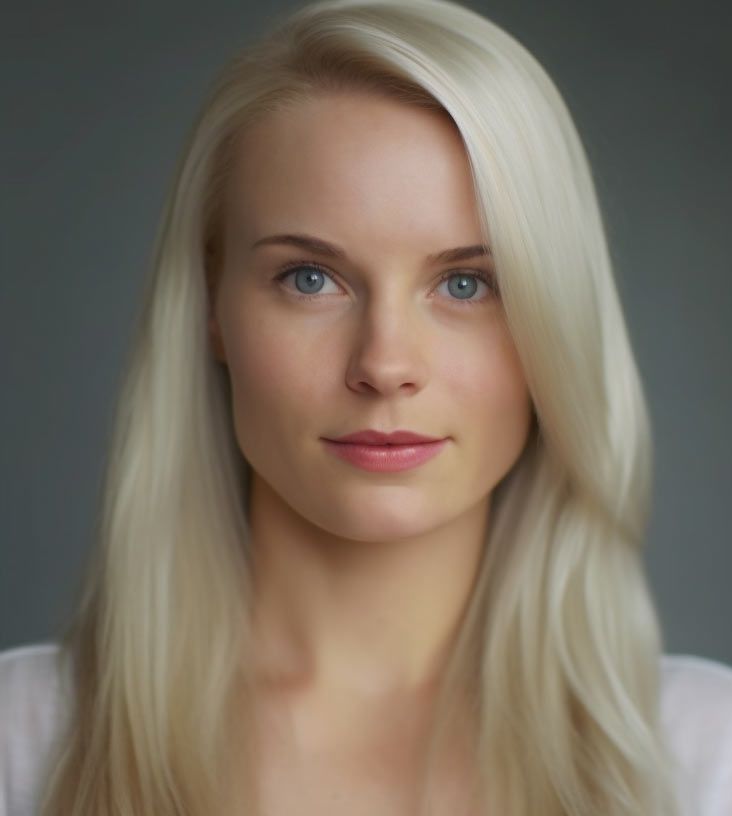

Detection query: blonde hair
xmin=40 ymin=0 xmax=681 ymax=813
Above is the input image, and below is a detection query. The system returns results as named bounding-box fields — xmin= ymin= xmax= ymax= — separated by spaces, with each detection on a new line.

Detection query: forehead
xmin=224 ymin=92 xmax=485 ymax=258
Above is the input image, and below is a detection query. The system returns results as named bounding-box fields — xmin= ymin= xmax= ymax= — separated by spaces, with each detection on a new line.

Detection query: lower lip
xmin=321 ymin=439 xmax=449 ymax=472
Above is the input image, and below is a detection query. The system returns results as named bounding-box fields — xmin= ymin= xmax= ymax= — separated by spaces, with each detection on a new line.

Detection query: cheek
xmin=438 ymin=325 xmax=532 ymax=466
xmin=441 ymin=325 xmax=529 ymax=411
xmin=219 ymin=302 xmax=328 ymax=439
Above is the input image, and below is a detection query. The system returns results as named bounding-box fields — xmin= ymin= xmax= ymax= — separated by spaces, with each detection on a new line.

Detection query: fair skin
xmin=208 ymin=91 xmax=533 ymax=812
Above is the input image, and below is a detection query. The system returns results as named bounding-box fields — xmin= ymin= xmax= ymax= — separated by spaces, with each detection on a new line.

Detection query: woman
xmin=1 ymin=0 xmax=730 ymax=814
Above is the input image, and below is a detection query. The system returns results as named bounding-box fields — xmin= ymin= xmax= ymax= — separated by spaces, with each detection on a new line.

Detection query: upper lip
xmin=324 ymin=429 xmax=446 ymax=445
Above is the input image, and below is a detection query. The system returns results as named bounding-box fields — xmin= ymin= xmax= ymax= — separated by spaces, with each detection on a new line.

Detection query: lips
xmin=321 ymin=436 xmax=449 ymax=472
xmin=321 ymin=429 xmax=449 ymax=472
xmin=325 ymin=429 xmax=445 ymax=445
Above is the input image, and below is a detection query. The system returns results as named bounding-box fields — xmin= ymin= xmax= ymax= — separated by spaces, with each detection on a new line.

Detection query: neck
xmin=247 ymin=472 xmax=489 ymax=700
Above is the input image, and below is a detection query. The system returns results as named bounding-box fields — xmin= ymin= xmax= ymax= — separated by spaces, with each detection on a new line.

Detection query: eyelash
xmin=273 ymin=260 xmax=499 ymax=307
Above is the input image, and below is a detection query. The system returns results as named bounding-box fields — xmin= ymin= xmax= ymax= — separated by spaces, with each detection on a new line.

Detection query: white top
xmin=1 ymin=643 xmax=731 ymax=815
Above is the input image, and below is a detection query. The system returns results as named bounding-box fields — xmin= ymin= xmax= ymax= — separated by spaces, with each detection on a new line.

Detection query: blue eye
xmin=279 ymin=264 xmax=335 ymax=297
xmin=272 ymin=262 xmax=342 ymax=300
xmin=273 ymin=260 xmax=499 ymax=306
xmin=435 ymin=270 xmax=498 ymax=304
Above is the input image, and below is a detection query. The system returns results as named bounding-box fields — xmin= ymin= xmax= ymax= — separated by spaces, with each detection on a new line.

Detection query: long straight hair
xmin=40 ymin=1 xmax=681 ymax=813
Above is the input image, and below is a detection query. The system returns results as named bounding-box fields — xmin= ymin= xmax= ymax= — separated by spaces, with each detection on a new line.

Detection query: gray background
xmin=2 ymin=1 xmax=730 ymax=663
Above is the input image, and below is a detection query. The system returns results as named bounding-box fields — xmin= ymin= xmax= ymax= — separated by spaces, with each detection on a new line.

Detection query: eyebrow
xmin=250 ymin=233 xmax=491 ymax=264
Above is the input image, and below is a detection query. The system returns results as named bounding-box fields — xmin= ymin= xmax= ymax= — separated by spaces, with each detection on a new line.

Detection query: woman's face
xmin=209 ymin=92 xmax=534 ymax=541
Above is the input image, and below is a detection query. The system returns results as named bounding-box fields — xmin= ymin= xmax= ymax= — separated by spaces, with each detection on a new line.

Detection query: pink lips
xmin=321 ymin=429 xmax=449 ymax=473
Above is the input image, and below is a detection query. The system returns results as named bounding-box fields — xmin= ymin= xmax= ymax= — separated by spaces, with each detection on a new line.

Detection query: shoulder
xmin=0 ymin=641 xmax=66 ymax=724
xmin=659 ymin=653 xmax=732 ymax=816
xmin=0 ymin=640 xmax=64 ymax=684
xmin=0 ymin=641 xmax=70 ymax=815
xmin=660 ymin=653 xmax=732 ymax=732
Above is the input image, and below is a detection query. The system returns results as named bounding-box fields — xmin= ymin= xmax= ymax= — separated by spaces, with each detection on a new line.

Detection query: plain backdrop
xmin=1 ymin=0 xmax=731 ymax=664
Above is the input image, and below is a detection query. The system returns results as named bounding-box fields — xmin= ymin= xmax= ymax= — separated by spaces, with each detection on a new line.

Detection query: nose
xmin=344 ymin=295 xmax=429 ymax=397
